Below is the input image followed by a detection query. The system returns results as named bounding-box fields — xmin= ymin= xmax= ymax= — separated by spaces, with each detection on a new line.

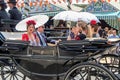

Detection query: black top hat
xmin=0 ymin=0 xmax=6 ymax=5
xmin=7 ymin=0 xmax=17 ymax=3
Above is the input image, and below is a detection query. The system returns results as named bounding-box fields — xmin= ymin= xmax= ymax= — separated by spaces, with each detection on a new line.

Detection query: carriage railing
xmin=1 ymin=19 xmax=20 ymax=25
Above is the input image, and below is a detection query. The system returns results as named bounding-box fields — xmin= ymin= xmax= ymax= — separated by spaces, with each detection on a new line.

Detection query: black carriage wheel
xmin=0 ymin=60 xmax=28 ymax=80
xmin=64 ymin=62 xmax=116 ymax=80
xmin=98 ymin=54 xmax=120 ymax=79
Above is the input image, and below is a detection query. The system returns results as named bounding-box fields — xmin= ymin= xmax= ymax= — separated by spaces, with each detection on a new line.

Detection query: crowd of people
xmin=102 ymin=27 xmax=119 ymax=39
xmin=67 ymin=20 xmax=120 ymax=41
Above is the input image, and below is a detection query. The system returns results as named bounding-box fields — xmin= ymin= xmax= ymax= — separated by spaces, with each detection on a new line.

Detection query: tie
xmin=0 ymin=32 xmax=5 ymax=42
xmin=40 ymin=33 xmax=47 ymax=46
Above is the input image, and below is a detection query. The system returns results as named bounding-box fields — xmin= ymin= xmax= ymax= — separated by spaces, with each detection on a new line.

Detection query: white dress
xmin=29 ymin=39 xmax=38 ymax=46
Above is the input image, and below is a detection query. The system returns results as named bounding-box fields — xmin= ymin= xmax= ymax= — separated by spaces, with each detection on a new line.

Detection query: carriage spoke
xmin=9 ymin=75 xmax=13 ymax=80
xmin=14 ymin=75 xmax=19 ymax=80
xmin=16 ymin=73 xmax=24 ymax=78
xmin=0 ymin=63 xmax=27 ymax=80
xmin=4 ymin=73 xmax=11 ymax=79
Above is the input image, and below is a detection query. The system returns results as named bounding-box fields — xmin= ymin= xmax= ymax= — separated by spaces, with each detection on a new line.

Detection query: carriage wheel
xmin=116 ymin=45 xmax=120 ymax=54
xmin=0 ymin=60 xmax=28 ymax=80
xmin=64 ymin=62 xmax=116 ymax=80
xmin=98 ymin=54 xmax=120 ymax=79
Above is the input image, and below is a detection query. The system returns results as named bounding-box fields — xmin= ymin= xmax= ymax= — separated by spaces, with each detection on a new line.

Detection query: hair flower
xmin=26 ymin=20 xmax=36 ymax=25
xmin=90 ymin=20 xmax=97 ymax=25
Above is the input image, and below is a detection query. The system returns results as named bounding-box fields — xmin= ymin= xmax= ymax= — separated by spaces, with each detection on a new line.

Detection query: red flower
xmin=90 ymin=20 xmax=97 ymax=25
xmin=26 ymin=20 xmax=36 ymax=25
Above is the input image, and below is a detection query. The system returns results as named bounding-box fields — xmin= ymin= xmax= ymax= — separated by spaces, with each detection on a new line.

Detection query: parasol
xmin=78 ymin=12 xmax=100 ymax=23
xmin=52 ymin=11 xmax=100 ymax=23
xmin=52 ymin=11 xmax=81 ymax=22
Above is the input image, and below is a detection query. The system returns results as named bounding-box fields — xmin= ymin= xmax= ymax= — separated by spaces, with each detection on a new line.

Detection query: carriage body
xmin=0 ymin=36 xmax=115 ymax=80
xmin=0 ymin=32 xmax=119 ymax=80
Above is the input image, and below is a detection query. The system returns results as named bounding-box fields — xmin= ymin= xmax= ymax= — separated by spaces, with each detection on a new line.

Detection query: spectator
xmin=56 ymin=20 xmax=67 ymax=36
xmin=98 ymin=26 xmax=104 ymax=37
xmin=108 ymin=30 xmax=119 ymax=39
xmin=76 ymin=26 xmax=86 ymax=40
xmin=67 ymin=26 xmax=76 ymax=40
xmin=76 ymin=20 xmax=87 ymax=39
xmin=67 ymin=24 xmax=86 ymax=40
xmin=0 ymin=0 xmax=11 ymax=31
xmin=77 ymin=20 xmax=87 ymax=35
xmin=57 ymin=20 xmax=66 ymax=28
xmin=102 ymin=27 xmax=109 ymax=38
xmin=107 ymin=29 xmax=113 ymax=38
xmin=87 ymin=20 xmax=100 ymax=38
xmin=7 ymin=0 xmax=22 ymax=32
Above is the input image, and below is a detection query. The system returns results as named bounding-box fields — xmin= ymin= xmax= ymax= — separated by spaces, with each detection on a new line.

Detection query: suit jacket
xmin=9 ymin=7 xmax=22 ymax=20
xmin=0 ymin=9 xmax=11 ymax=31
xmin=9 ymin=7 xmax=22 ymax=29
xmin=36 ymin=31 xmax=56 ymax=46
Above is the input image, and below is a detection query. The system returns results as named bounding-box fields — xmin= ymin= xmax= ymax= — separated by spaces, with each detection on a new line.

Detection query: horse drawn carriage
xmin=0 ymin=32 xmax=119 ymax=80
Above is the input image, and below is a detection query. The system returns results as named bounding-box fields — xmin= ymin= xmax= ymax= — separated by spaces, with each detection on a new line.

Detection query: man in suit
xmin=0 ymin=0 xmax=12 ymax=31
xmin=36 ymin=25 xmax=60 ymax=47
xmin=7 ymin=0 xmax=22 ymax=32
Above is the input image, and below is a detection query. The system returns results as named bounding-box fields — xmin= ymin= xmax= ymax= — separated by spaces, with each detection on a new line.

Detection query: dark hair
xmin=27 ymin=24 xmax=35 ymax=30
xmin=94 ymin=26 xmax=99 ymax=32
xmin=57 ymin=20 xmax=66 ymax=27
